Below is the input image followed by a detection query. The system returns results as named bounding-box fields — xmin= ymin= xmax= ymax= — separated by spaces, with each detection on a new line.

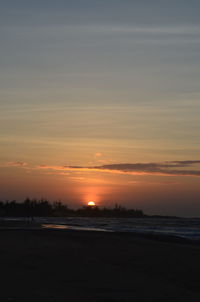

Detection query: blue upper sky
xmin=1 ymin=1 xmax=200 ymax=100
xmin=1 ymin=0 xmax=200 ymax=26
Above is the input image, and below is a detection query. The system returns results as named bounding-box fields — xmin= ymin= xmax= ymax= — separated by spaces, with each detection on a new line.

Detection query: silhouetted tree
xmin=0 ymin=199 xmax=145 ymax=218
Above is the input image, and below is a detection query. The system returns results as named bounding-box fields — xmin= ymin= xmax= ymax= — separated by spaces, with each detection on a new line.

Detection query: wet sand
xmin=0 ymin=228 xmax=200 ymax=301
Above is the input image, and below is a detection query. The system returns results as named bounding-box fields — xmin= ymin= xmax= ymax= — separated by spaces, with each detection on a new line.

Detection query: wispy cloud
xmin=10 ymin=24 xmax=200 ymax=40
xmin=37 ymin=164 xmax=68 ymax=171
xmin=5 ymin=161 xmax=27 ymax=167
xmin=57 ymin=24 xmax=200 ymax=37
xmin=35 ymin=160 xmax=200 ymax=177
xmin=89 ymin=25 xmax=200 ymax=35
xmin=3 ymin=160 xmax=200 ymax=177
xmin=67 ymin=161 xmax=200 ymax=177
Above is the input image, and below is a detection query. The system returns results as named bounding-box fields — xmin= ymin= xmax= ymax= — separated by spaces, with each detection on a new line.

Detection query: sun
xmin=88 ymin=201 xmax=96 ymax=206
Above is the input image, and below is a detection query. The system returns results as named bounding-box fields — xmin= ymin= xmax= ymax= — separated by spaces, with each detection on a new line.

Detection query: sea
xmin=2 ymin=216 xmax=200 ymax=242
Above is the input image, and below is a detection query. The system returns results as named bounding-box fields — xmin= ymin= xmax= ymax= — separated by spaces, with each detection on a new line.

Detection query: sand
xmin=0 ymin=228 xmax=200 ymax=301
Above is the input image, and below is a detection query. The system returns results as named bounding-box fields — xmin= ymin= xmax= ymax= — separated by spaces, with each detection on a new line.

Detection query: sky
xmin=0 ymin=0 xmax=200 ymax=216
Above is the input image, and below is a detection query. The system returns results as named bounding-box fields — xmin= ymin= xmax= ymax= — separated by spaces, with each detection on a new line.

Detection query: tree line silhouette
xmin=0 ymin=198 xmax=145 ymax=218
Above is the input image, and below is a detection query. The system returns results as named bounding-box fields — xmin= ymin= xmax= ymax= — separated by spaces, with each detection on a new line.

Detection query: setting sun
xmin=88 ymin=201 xmax=96 ymax=206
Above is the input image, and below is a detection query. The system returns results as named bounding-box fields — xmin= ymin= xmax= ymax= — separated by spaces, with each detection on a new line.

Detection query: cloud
xmin=3 ymin=160 xmax=200 ymax=178
xmin=64 ymin=24 xmax=200 ymax=36
xmin=37 ymin=164 xmax=67 ymax=171
xmin=167 ymin=160 xmax=200 ymax=165
xmin=103 ymin=25 xmax=200 ymax=35
xmin=66 ymin=160 xmax=200 ymax=177
xmin=5 ymin=161 xmax=27 ymax=167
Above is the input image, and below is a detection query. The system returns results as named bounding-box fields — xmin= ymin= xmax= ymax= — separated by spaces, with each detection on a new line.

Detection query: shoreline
xmin=1 ymin=218 xmax=200 ymax=246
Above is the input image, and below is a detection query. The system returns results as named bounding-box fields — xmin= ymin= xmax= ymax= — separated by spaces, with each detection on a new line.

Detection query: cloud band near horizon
xmin=66 ymin=161 xmax=200 ymax=177
xmin=4 ymin=160 xmax=200 ymax=178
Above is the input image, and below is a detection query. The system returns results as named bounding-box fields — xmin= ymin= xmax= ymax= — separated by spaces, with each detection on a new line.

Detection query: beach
xmin=1 ymin=228 xmax=200 ymax=301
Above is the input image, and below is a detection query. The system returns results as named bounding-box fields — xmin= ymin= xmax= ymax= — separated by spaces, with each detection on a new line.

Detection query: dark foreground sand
xmin=0 ymin=228 xmax=200 ymax=302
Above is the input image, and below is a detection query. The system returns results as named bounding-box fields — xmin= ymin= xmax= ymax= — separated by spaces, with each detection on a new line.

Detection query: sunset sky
xmin=1 ymin=0 xmax=200 ymax=216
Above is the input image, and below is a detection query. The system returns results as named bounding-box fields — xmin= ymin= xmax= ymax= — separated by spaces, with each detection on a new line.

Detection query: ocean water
xmin=37 ymin=216 xmax=200 ymax=241
xmin=2 ymin=216 xmax=200 ymax=241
